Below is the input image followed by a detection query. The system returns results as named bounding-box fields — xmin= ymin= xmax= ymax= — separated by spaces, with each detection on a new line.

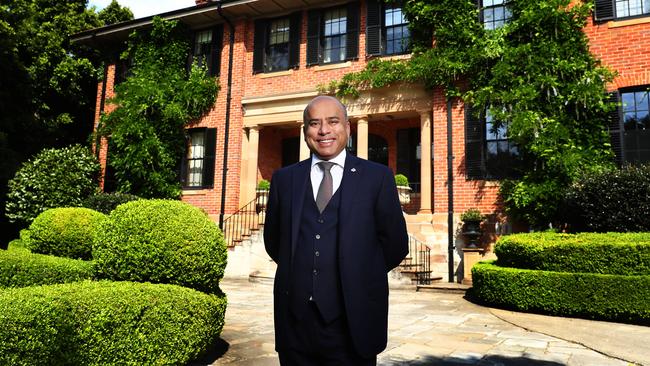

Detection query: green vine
xmin=333 ymin=0 xmax=616 ymax=228
xmin=97 ymin=17 xmax=219 ymax=199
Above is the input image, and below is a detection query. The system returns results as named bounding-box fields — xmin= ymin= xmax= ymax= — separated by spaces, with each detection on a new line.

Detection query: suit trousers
xmin=278 ymin=301 xmax=376 ymax=366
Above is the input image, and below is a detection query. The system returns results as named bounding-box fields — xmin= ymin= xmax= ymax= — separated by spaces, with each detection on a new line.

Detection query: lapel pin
xmin=351 ymin=168 xmax=357 ymax=172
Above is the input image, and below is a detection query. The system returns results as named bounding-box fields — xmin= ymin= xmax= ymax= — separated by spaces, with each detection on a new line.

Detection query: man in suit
xmin=264 ymin=95 xmax=409 ymax=365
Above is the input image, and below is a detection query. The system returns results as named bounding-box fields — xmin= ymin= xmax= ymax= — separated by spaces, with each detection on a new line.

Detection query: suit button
xmin=313 ymin=269 xmax=318 ymax=275
xmin=315 ymin=234 xmax=321 ymax=239
xmin=315 ymin=251 xmax=320 ymax=257
xmin=318 ymin=219 xmax=324 ymax=223
xmin=284 ymin=290 xmax=289 ymax=296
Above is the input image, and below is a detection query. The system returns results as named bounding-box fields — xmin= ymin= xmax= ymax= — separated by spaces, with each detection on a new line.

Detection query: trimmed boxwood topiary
xmin=495 ymin=232 xmax=650 ymax=275
xmin=0 ymin=280 xmax=227 ymax=365
xmin=471 ymin=261 xmax=650 ymax=324
xmin=82 ymin=192 xmax=140 ymax=214
xmin=0 ymin=248 xmax=94 ymax=288
xmin=93 ymin=199 xmax=227 ymax=294
xmin=26 ymin=207 xmax=106 ymax=260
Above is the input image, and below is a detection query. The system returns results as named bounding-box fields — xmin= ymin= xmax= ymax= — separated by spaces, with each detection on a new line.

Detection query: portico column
xmin=418 ymin=109 xmax=432 ymax=214
xmin=299 ymin=122 xmax=311 ymax=161
xmin=247 ymin=125 xmax=261 ymax=203
xmin=356 ymin=116 xmax=369 ymax=159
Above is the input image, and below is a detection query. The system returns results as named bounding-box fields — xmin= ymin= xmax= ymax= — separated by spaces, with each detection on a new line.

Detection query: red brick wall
xmin=584 ymin=17 xmax=650 ymax=90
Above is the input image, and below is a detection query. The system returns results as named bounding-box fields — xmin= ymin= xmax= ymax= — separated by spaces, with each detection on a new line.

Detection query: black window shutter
xmin=606 ymin=92 xmax=623 ymax=165
xmin=346 ymin=2 xmax=359 ymax=60
xmin=253 ymin=19 xmax=267 ymax=74
xmin=306 ymin=10 xmax=320 ymax=66
xmin=202 ymin=128 xmax=217 ymax=188
xmin=180 ymin=132 xmax=190 ymax=187
xmin=211 ymin=25 xmax=224 ymax=76
xmin=477 ymin=0 xmax=483 ymax=23
xmin=366 ymin=0 xmax=382 ymax=56
xmin=289 ymin=11 xmax=302 ymax=69
xmin=465 ymin=104 xmax=485 ymax=180
xmin=594 ymin=0 xmax=615 ymax=22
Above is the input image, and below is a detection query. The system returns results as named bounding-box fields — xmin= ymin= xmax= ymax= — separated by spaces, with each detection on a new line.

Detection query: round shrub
xmin=0 ymin=248 xmax=94 ymax=289
xmin=26 ymin=207 xmax=106 ymax=260
xmin=0 ymin=280 xmax=227 ymax=365
xmin=82 ymin=192 xmax=140 ymax=214
xmin=5 ymin=145 xmax=100 ymax=225
xmin=564 ymin=164 xmax=650 ymax=232
xmin=93 ymin=199 xmax=227 ymax=294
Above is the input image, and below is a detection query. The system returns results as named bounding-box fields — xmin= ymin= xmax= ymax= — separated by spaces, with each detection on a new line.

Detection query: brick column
xmin=418 ymin=109 xmax=432 ymax=214
xmin=356 ymin=116 xmax=369 ymax=159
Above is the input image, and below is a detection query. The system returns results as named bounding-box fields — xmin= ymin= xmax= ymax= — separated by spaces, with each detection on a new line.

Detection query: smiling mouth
xmin=318 ymin=138 xmax=335 ymax=144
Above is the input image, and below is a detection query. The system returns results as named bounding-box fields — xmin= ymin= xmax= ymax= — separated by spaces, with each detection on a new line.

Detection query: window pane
xmin=638 ymin=111 xmax=649 ymax=129
xmin=186 ymin=131 xmax=205 ymax=187
xmin=617 ymin=0 xmax=630 ymax=17
xmin=269 ymin=19 xmax=289 ymax=45
xmin=636 ymin=91 xmax=649 ymax=110
xmin=622 ymin=92 xmax=636 ymax=111
xmin=629 ymin=0 xmax=643 ymax=15
xmin=487 ymin=141 xmax=498 ymax=156
xmin=625 ymin=112 xmax=637 ymax=130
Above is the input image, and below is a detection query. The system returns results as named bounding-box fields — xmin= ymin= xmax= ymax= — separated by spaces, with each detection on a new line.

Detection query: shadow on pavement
xmin=388 ymin=355 xmax=566 ymax=366
xmin=189 ymin=337 xmax=229 ymax=365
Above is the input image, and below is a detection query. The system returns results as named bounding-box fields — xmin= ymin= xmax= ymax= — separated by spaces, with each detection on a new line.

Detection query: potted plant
xmin=461 ymin=208 xmax=484 ymax=248
xmin=394 ymin=174 xmax=411 ymax=205
xmin=256 ymin=179 xmax=270 ymax=212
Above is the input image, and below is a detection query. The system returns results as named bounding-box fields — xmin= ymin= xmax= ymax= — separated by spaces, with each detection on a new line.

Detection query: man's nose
xmin=318 ymin=121 xmax=330 ymax=134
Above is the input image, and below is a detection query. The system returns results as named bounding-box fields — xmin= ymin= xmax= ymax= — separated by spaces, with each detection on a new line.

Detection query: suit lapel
xmin=338 ymin=154 xmax=363 ymax=242
xmin=291 ymin=159 xmax=311 ymax=262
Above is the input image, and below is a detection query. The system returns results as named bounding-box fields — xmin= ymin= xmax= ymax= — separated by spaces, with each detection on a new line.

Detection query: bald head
xmin=303 ymin=96 xmax=348 ymax=126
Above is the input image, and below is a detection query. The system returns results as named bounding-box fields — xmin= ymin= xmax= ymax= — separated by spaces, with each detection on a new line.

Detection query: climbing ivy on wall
xmin=333 ymin=0 xmax=616 ymax=228
xmin=98 ymin=17 xmax=219 ymax=199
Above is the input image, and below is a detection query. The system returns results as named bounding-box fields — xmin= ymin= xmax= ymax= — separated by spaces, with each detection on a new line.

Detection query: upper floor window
xmin=190 ymin=27 xmax=223 ymax=76
xmin=366 ymin=0 xmax=410 ymax=57
xmin=181 ymin=128 xmax=217 ymax=188
xmin=594 ymin=0 xmax=650 ymax=21
xmin=466 ymin=105 xmax=520 ymax=180
xmin=307 ymin=3 xmax=359 ymax=66
xmin=253 ymin=13 xmax=301 ymax=73
xmin=480 ymin=0 xmax=512 ymax=30
xmin=609 ymin=88 xmax=650 ymax=164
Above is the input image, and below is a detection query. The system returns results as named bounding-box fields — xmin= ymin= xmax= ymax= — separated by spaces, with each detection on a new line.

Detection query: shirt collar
xmin=311 ymin=149 xmax=347 ymax=169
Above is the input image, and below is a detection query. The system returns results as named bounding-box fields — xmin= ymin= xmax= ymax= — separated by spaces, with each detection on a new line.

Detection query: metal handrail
xmin=407 ymin=234 xmax=432 ymax=285
xmin=221 ymin=196 xmax=266 ymax=247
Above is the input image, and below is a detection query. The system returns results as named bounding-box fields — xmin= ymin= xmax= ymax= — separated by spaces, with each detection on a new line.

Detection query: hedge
xmin=93 ymin=199 xmax=227 ymax=294
xmin=0 ymin=247 xmax=94 ymax=288
xmin=0 ymin=281 xmax=227 ymax=365
xmin=82 ymin=192 xmax=140 ymax=214
xmin=495 ymin=232 xmax=650 ymax=275
xmin=26 ymin=207 xmax=106 ymax=260
xmin=471 ymin=261 xmax=650 ymax=324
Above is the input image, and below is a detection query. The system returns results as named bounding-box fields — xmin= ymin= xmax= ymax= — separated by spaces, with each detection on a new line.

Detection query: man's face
xmin=304 ymin=98 xmax=350 ymax=160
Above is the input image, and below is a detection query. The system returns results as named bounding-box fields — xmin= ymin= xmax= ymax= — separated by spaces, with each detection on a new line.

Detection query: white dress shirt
xmin=310 ymin=150 xmax=346 ymax=201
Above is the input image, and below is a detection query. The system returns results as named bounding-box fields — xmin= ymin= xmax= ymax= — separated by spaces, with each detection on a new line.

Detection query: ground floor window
xmin=182 ymin=128 xmax=217 ymax=188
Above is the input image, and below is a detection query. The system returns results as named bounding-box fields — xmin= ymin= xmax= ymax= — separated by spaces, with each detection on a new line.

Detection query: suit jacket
xmin=264 ymin=153 xmax=409 ymax=358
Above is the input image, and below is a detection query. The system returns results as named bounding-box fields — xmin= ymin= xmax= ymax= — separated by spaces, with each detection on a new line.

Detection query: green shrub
xmin=257 ymin=179 xmax=270 ymax=190
xmin=564 ymin=164 xmax=650 ymax=232
xmin=495 ymin=232 xmax=650 ymax=275
xmin=461 ymin=208 xmax=484 ymax=222
xmin=0 ymin=249 xmax=94 ymax=288
xmin=93 ymin=199 xmax=227 ymax=294
xmin=471 ymin=261 xmax=650 ymax=324
xmin=26 ymin=207 xmax=106 ymax=260
xmin=394 ymin=174 xmax=409 ymax=187
xmin=0 ymin=280 xmax=227 ymax=365
xmin=82 ymin=192 xmax=140 ymax=214
xmin=5 ymin=145 xmax=100 ymax=225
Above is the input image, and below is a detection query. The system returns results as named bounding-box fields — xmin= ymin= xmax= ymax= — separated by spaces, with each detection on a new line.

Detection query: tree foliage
xmin=98 ymin=17 xmax=219 ymax=198
xmin=0 ymin=0 xmax=132 ymax=241
xmin=333 ymin=0 xmax=615 ymax=228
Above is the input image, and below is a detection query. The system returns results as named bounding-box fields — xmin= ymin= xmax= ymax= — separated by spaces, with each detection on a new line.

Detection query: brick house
xmin=72 ymin=0 xmax=650 ymax=281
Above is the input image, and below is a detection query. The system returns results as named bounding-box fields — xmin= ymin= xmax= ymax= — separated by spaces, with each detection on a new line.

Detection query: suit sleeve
xmin=263 ymin=171 xmax=281 ymax=263
xmin=375 ymin=167 xmax=409 ymax=271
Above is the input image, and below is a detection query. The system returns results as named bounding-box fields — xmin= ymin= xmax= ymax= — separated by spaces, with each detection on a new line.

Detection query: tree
xmin=98 ymin=17 xmax=219 ymax=199
xmin=334 ymin=0 xmax=615 ymax=228
xmin=97 ymin=0 xmax=134 ymax=25
xmin=0 ymin=0 xmax=132 ymax=244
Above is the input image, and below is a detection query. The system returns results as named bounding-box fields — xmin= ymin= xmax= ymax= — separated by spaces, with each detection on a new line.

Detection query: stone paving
xmin=198 ymin=278 xmax=633 ymax=366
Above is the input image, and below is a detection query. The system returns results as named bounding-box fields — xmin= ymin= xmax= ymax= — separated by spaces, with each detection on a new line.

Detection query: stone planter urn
xmin=461 ymin=208 xmax=485 ymax=248
xmin=396 ymin=185 xmax=412 ymax=205
xmin=256 ymin=179 xmax=270 ymax=213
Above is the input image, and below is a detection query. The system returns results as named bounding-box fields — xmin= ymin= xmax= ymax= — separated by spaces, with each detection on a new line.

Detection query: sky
xmin=88 ymin=0 xmax=197 ymax=19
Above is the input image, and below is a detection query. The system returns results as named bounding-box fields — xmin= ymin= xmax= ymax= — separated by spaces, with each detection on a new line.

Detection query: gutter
xmin=447 ymin=97 xmax=455 ymax=283
xmin=217 ymin=1 xmax=236 ymax=229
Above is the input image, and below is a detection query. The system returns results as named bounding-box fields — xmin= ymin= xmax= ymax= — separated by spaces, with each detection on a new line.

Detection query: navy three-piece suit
xmin=264 ymin=153 xmax=409 ymax=359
